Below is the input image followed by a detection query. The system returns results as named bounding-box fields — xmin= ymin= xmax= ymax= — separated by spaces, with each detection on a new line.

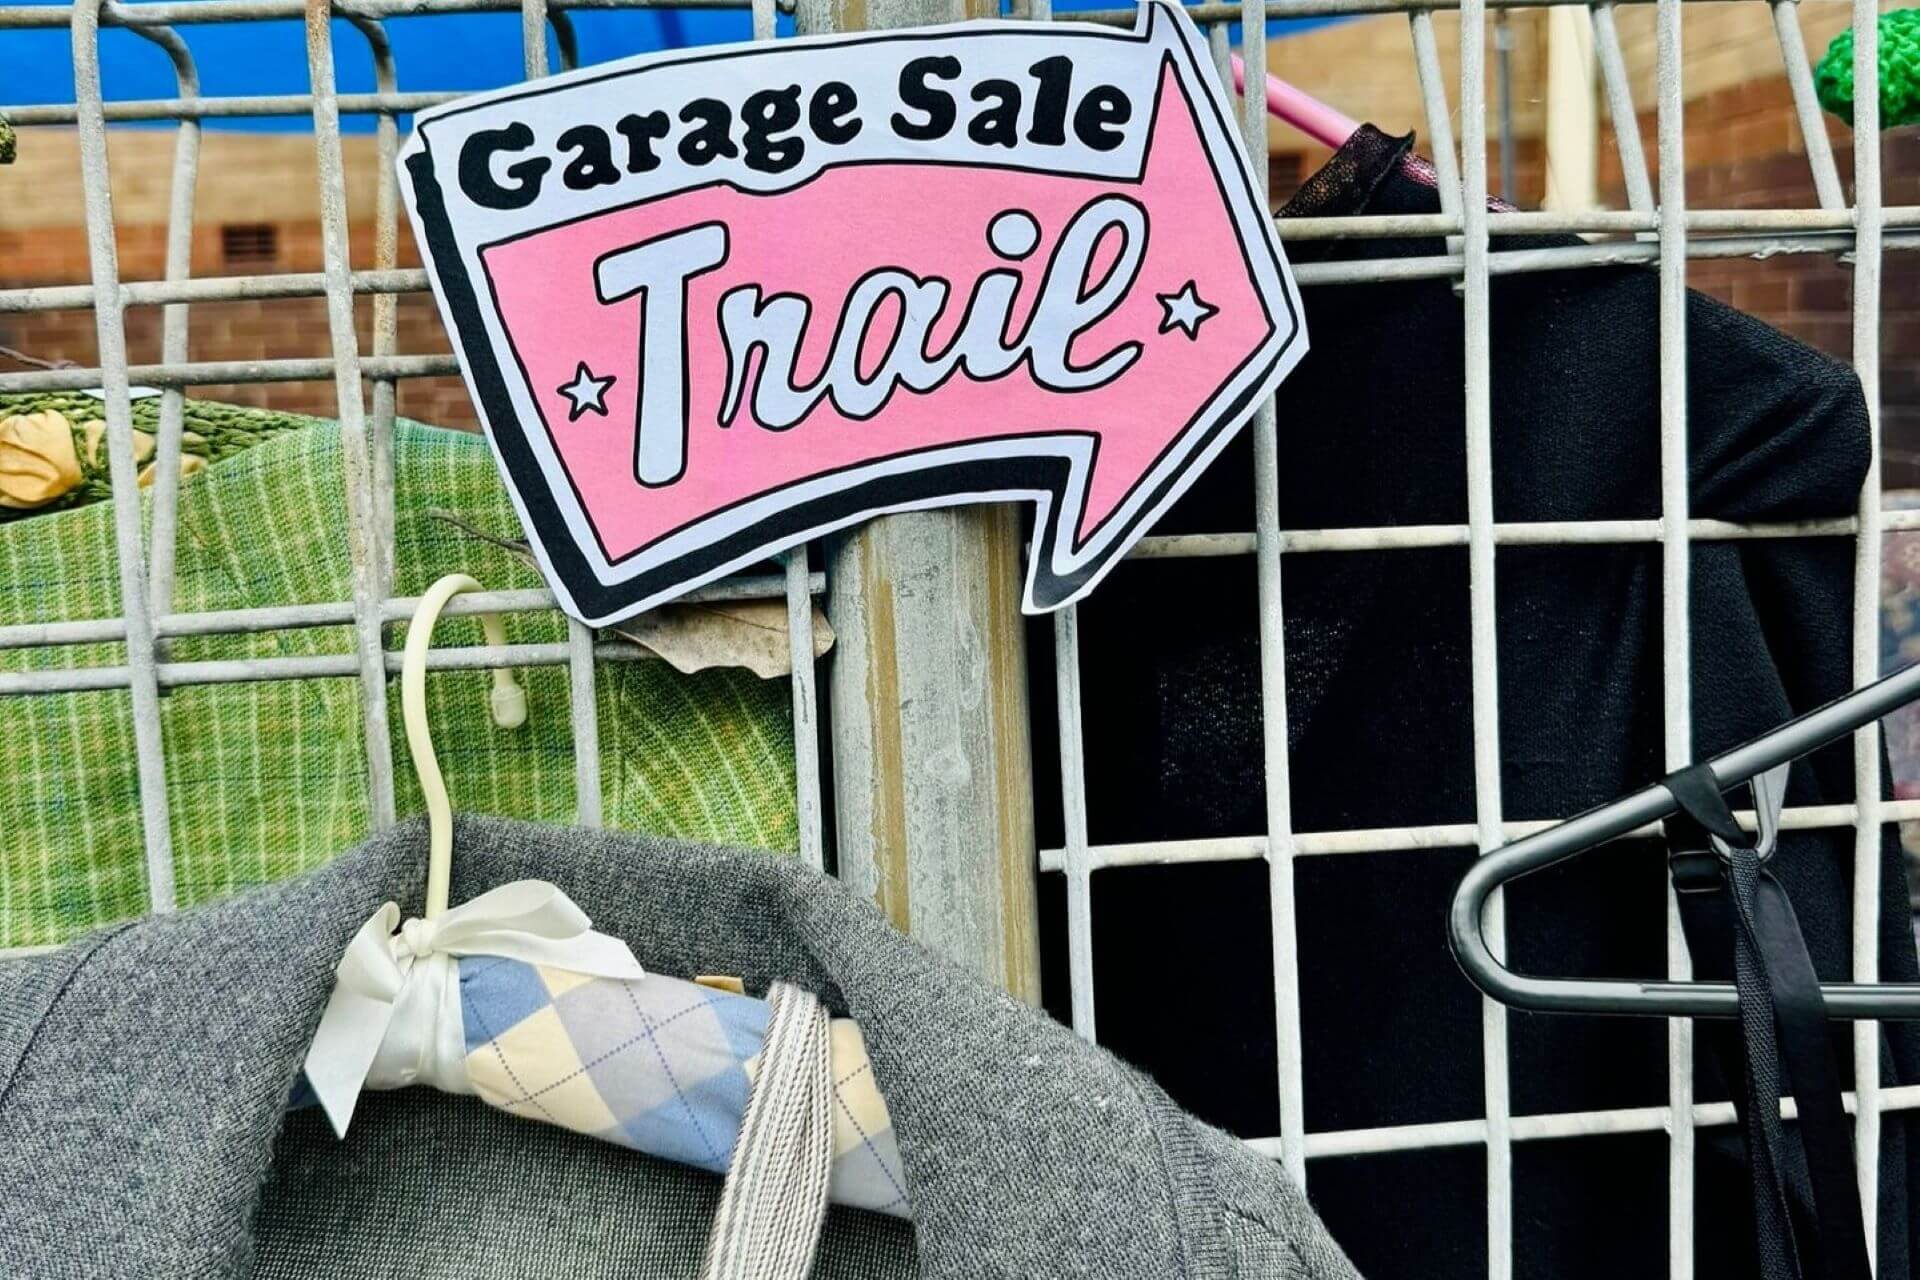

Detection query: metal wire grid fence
xmin=0 ymin=0 xmax=824 ymax=920
xmin=0 ymin=0 xmax=1912 ymax=1275
xmin=1039 ymin=2 xmax=1914 ymax=1279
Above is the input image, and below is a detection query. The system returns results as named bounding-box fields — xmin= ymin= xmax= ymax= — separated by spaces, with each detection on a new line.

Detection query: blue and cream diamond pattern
xmin=457 ymin=957 xmax=910 ymax=1217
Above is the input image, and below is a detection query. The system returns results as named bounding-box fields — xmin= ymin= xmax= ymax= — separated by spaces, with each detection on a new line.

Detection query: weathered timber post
xmin=795 ymin=0 xmax=1044 ymax=1004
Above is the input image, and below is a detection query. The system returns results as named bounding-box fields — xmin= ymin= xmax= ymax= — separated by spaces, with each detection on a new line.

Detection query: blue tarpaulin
xmin=2 ymin=0 xmax=1340 ymax=132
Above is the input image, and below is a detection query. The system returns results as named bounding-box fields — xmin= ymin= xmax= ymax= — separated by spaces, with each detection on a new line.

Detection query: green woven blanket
xmin=0 ymin=404 xmax=797 ymax=949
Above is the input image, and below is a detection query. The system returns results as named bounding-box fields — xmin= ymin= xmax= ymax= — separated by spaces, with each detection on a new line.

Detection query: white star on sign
xmin=557 ymin=361 xmax=615 ymax=421
xmin=1157 ymin=281 xmax=1218 ymax=340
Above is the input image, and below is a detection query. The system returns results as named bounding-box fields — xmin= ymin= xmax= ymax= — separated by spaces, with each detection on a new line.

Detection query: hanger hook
xmin=402 ymin=573 xmax=529 ymax=920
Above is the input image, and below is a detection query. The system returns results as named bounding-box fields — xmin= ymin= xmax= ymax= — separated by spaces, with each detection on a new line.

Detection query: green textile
xmin=0 ymin=412 xmax=798 ymax=949
xmin=1815 ymin=8 xmax=1920 ymax=128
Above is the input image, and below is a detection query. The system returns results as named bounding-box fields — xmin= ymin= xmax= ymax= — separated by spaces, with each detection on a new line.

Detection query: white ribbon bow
xmin=302 ymin=880 xmax=646 ymax=1137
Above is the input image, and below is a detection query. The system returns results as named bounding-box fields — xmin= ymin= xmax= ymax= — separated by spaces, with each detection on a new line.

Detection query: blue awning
xmin=1 ymin=0 xmax=1345 ymax=133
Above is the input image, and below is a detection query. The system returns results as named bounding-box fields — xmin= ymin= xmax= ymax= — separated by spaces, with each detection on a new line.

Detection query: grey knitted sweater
xmin=0 ymin=817 xmax=1361 ymax=1278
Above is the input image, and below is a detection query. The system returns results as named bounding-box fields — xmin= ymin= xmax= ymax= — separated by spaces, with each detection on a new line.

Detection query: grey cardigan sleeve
xmin=0 ymin=927 xmax=125 ymax=1110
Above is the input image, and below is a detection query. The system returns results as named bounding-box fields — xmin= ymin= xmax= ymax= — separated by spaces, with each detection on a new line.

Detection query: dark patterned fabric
xmin=1029 ymin=125 xmax=1920 ymax=1280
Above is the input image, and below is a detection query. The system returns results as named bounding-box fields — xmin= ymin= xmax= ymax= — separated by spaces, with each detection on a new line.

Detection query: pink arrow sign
xmin=401 ymin=1 xmax=1304 ymax=625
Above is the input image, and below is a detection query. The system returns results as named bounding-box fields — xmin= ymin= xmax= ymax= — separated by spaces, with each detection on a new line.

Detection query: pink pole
xmin=1230 ymin=52 xmax=1360 ymax=151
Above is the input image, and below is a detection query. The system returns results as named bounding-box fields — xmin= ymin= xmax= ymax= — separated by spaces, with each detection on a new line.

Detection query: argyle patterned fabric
xmin=0 ymin=402 xmax=798 ymax=949
xmin=455 ymin=957 xmax=911 ymax=1218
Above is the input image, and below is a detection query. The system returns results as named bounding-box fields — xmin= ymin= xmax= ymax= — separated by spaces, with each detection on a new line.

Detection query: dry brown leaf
xmin=608 ymin=599 xmax=832 ymax=678
xmin=430 ymin=509 xmax=832 ymax=677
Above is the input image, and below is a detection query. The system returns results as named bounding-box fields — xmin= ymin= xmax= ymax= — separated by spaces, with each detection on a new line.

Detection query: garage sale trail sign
xmin=400 ymin=0 xmax=1304 ymax=625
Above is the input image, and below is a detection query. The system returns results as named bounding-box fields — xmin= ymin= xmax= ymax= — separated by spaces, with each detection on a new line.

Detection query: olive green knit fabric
xmin=0 ymin=406 xmax=797 ymax=949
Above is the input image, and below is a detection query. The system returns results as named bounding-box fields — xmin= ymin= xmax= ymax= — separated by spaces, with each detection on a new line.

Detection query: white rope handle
xmin=401 ymin=573 xmax=527 ymax=919
xmin=701 ymin=982 xmax=835 ymax=1280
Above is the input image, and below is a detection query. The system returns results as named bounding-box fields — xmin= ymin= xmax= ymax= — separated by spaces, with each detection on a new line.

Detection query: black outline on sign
xmin=556 ymin=360 xmax=615 ymax=420
xmin=404 ymin=1 xmax=1301 ymax=623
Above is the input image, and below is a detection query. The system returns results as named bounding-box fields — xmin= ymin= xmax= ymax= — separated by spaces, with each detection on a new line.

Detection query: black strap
xmin=1664 ymin=763 xmax=1871 ymax=1280
xmin=1667 ymin=768 xmax=1810 ymax=1278
xmin=1745 ymin=859 xmax=1872 ymax=1280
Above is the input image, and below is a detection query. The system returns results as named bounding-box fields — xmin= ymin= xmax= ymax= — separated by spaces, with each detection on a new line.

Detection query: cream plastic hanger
xmin=401 ymin=572 xmax=529 ymax=919
xmin=320 ymin=583 xmax=894 ymax=1235
xmin=303 ymin=577 xmax=642 ymax=1135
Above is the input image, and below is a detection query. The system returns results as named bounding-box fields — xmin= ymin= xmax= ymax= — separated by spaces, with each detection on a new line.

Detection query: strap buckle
xmin=1664 ymin=811 xmax=1774 ymax=899
xmin=1662 ymin=762 xmax=1783 ymax=897
xmin=1666 ymin=842 xmax=1730 ymax=894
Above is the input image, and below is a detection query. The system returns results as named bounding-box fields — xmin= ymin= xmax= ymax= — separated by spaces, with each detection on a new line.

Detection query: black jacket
xmin=1030 ymin=127 xmax=1920 ymax=1280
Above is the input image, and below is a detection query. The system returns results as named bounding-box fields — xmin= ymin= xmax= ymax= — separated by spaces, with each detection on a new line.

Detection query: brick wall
xmin=1263 ymin=65 xmax=1918 ymax=487
xmin=0 ymin=127 xmax=475 ymax=426
xmin=5 ymin=47 xmax=1912 ymax=460
xmin=1600 ymin=78 xmax=1920 ymax=485
xmin=0 ymin=201 xmax=475 ymax=427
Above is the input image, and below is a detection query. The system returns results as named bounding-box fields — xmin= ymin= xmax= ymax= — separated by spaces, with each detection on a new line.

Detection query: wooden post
xmin=795 ymin=0 xmax=1043 ymax=1004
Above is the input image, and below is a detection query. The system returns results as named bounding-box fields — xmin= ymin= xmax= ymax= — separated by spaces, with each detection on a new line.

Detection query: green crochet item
xmin=1815 ymin=8 xmax=1920 ymax=128
xmin=0 ymin=393 xmax=315 ymax=521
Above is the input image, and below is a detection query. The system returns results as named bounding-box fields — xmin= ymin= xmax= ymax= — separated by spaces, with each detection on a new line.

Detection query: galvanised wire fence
xmin=1 ymin=1 xmax=1914 ymax=1277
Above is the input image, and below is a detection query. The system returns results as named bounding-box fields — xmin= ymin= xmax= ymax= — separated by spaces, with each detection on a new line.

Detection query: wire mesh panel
xmin=1 ymin=0 xmax=1916 ymax=1275
xmin=0 ymin=0 xmax=825 ymax=962
xmin=1033 ymin=2 xmax=1916 ymax=1278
